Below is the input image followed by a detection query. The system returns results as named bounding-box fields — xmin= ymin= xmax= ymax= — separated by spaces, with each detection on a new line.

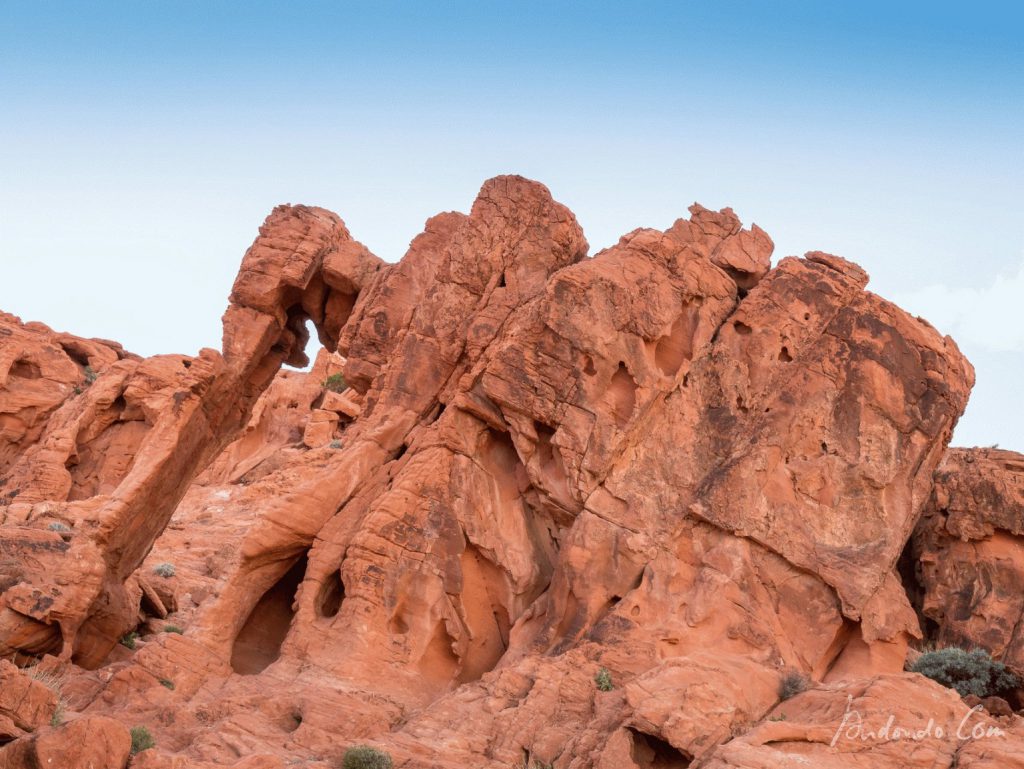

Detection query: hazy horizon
xmin=2 ymin=2 xmax=1021 ymax=449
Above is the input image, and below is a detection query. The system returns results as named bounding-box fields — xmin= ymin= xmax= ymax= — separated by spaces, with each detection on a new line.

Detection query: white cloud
xmin=895 ymin=261 xmax=1024 ymax=353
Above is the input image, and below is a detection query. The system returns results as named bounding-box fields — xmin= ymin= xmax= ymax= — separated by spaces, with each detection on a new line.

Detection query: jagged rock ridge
xmin=0 ymin=176 xmax=1020 ymax=769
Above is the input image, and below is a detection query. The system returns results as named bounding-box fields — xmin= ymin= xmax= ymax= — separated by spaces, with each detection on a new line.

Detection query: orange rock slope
xmin=0 ymin=176 xmax=1020 ymax=768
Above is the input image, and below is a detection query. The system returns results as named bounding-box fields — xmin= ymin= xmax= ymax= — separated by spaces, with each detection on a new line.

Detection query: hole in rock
xmin=394 ymin=443 xmax=408 ymax=461
xmin=778 ymin=346 xmax=793 ymax=362
xmin=498 ymin=272 xmax=507 ymax=288
xmin=896 ymin=537 xmax=934 ymax=641
xmin=418 ymin=619 xmax=460 ymax=686
xmin=721 ymin=266 xmax=757 ymax=295
xmin=608 ymin=363 xmax=637 ymax=428
xmin=628 ymin=728 xmax=693 ymax=768
xmin=654 ymin=312 xmax=695 ymax=377
xmin=733 ymin=321 xmax=752 ymax=336
xmin=533 ymin=422 xmax=569 ymax=494
xmin=457 ymin=541 xmax=512 ymax=683
xmin=388 ymin=612 xmax=409 ymax=635
xmin=282 ymin=319 xmax=319 ymax=372
xmin=315 ymin=569 xmax=345 ymax=618
xmin=583 ymin=355 xmax=597 ymax=376
xmin=58 ymin=344 xmax=90 ymax=368
xmin=9 ymin=359 xmax=42 ymax=379
xmin=429 ymin=403 xmax=446 ymax=424
xmin=15 ymin=620 xmax=63 ymax=661
xmin=231 ymin=554 xmax=307 ymax=674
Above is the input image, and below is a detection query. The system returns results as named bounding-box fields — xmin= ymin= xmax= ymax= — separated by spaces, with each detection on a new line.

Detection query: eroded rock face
xmin=0 ymin=175 xmax=1006 ymax=769
xmin=0 ymin=205 xmax=382 ymax=669
xmin=910 ymin=447 xmax=1024 ymax=670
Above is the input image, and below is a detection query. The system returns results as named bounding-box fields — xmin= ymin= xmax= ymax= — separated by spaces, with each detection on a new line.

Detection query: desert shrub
xmin=330 ymin=440 xmax=343 ymax=449
xmin=595 ymin=667 xmax=613 ymax=692
xmin=130 ymin=725 xmax=155 ymax=754
xmin=159 ymin=678 xmax=175 ymax=690
xmin=26 ymin=667 xmax=67 ymax=726
xmin=341 ymin=745 xmax=392 ymax=769
xmin=26 ymin=666 xmax=65 ymax=693
xmin=153 ymin=562 xmax=176 ymax=578
xmin=47 ymin=522 xmax=70 ymax=532
xmin=83 ymin=366 xmax=98 ymax=385
xmin=778 ymin=671 xmax=808 ymax=700
xmin=164 ymin=624 xmax=183 ymax=634
xmin=120 ymin=631 xmax=138 ymax=650
xmin=910 ymin=647 xmax=1019 ymax=698
xmin=324 ymin=373 xmax=347 ymax=393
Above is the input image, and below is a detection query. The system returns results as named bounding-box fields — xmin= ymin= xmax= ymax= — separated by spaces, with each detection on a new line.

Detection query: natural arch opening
xmin=282 ymin=319 xmax=320 ymax=372
xmin=231 ymin=554 xmax=307 ymax=674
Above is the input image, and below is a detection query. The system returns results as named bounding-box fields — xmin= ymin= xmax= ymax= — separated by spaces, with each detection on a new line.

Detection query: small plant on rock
xmin=910 ymin=646 xmax=1019 ymax=698
xmin=47 ymin=522 xmax=70 ymax=532
xmin=341 ymin=745 xmax=393 ymax=769
xmin=26 ymin=667 xmax=67 ymax=726
xmin=323 ymin=372 xmax=348 ymax=393
xmin=164 ymin=624 xmax=184 ymax=634
xmin=778 ymin=671 xmax=808 ymax=701
xmin=120 ymin=631 xmax=138 ymax=650
xmin=83 ymin=366 xmax=98 ymax=385
xmin=153 ymin=562 xmax=176 ymax=578
xmin=130 ymin=725 xmax=155 ymax=754
xmin=595 ymin=667 xmax=614 ymax=692
xmin=159 ymin=678 xmax=175 ymax=690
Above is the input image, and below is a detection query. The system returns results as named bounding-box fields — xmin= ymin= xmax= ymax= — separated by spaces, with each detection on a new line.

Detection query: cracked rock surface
xmin=0 ymin=176 xmax=1020 ymax=768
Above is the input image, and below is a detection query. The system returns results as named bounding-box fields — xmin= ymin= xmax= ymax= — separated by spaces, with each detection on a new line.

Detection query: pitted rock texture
xmin=0 ymin=175 xmax=1016 ymax=769
xmin=910 ymin=447 xmax=1024 ymax=671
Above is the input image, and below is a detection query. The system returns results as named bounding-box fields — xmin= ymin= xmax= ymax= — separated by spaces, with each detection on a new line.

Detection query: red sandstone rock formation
xmin=910 ymin=447 xmax=1024 ymax=671
xmin=0 ymin=175 xmax=1017 ymax=769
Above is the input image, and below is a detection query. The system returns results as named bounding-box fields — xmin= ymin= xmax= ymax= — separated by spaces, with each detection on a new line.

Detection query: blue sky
xmin=1 ymin=2 xmax=1022 ymax=448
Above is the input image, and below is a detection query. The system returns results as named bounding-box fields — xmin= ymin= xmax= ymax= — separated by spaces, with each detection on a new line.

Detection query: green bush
xmin=595 ymin=667 xmax=613 ymax=692
xmin=164 ymin=624 xmax=184 ymax=634
xmin=83 ymin=366 xmax=98 ymax=385
xmin=778 ymin=672 xmax=808 ymax=700
xmin=153 ymin=562 xmax=176 ymax=578
xmin=47 ymin=522 xmax=70 ymax=532
xmin=120 ymin=631 xmax=138 ymax=650
xmin=341 ymin=745 xmax=392 ymax=769
xmin=330 ymin=440 xmax=343 ymax=449
xmin=910 ymin=647 xmax=1019 ymax=698
xmin=159 ymin=678 xmax=175 ymax=690
xmin=324 ymin=372 xmax=348 ymax=393
xmin=130 ymin=726 xmax=155 ymax=754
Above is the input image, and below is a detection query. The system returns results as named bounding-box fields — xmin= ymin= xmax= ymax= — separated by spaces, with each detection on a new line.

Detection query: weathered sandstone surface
xmin=909 ymin=448 xmax=1024 ymax=674
xmin=0 ymin=176 xmax=1020 ymax=768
